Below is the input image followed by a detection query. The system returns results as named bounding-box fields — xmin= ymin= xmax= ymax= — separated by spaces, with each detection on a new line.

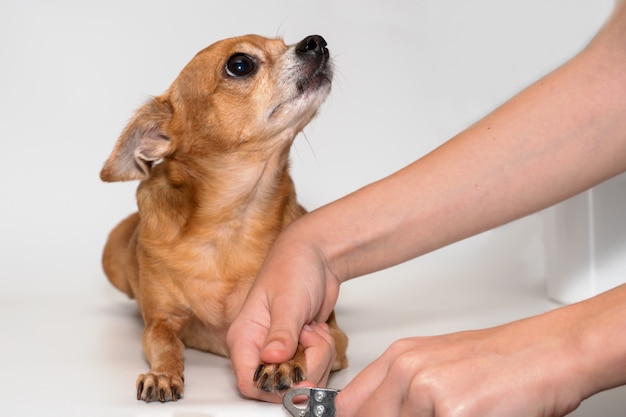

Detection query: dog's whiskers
xmin=300 ymin=131 xmax=318 ymax=163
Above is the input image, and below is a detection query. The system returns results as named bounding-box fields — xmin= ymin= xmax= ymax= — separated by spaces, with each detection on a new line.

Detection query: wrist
xmin=572 ymin=286 xmax=626 ymax=398
xmin=285 ymin=210 xmax=350 ymax=286
xmin=523 ymin=287 xmax=626 ymax=409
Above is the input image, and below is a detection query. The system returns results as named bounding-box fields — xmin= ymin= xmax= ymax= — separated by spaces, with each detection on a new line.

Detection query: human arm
xmin=311 ymin=0 xmax=626 ymax=284
xmin=227 ymin=0 xmax=626 ymax=404
xmin=336 ymin=282 xmax=626 ymax=417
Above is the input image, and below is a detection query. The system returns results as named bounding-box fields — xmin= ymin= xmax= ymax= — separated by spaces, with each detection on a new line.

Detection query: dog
xmin=100 ymin=34 xmax=348 ymax=402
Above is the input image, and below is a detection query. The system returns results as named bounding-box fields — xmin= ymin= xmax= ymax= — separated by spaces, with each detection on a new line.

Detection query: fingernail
xmin=264 ymin=340 xmax=287 ymax=352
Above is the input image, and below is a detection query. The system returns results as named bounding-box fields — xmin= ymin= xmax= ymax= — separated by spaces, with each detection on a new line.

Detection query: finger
xmin=227 ymin=303 xmax=281 ymax=402
xmin=353 ymin=376 xmax=406 ymax=417
xmin=258 ymin=258 xmax=321 ymax=365
xmin=344 ymin=342 xmax=438 ymax=417
xmin=298 ymin=322 xmax=335 ymax=387
xmin=354 ymin=363 xmax=432 ymax=417
xmin=335 ymin=349 xmax=398 ymax=417
xmin=229 ymin=339 xmax=283 ymax=402
xmin=260 ymin=292 xmax=310 ymax=364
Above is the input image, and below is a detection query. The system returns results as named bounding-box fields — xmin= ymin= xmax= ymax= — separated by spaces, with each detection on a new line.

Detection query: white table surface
xmin=3 ymin=215 xmax=626 ymax=417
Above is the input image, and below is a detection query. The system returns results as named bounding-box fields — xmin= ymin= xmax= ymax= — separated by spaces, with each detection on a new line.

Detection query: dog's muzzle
xmin=295 ymin=35 xmax=332 ymax=93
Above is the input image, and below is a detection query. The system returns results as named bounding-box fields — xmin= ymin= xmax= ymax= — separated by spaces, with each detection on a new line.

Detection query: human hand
xmin=227 ymin=226 xmax=342 ymax=402
xmin=335 ymin=314 xmax=589 ymax=417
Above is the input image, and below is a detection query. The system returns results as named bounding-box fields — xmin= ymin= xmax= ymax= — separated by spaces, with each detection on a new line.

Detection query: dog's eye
xmin=225 ymin=53 xmax=255 ymax=77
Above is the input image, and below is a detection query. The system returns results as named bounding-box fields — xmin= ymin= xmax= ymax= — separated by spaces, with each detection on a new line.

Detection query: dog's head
xmin=101 ymin=34 xmax=333 ymax=182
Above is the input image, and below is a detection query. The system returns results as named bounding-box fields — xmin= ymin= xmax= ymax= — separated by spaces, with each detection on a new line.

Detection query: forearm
xmin=562 ymin=283 xmax=626 ymax=398
xmin=500 ymin=282 xmax=626 ymax=403
xmin=295 ymin=3 xmax=626 ymax=283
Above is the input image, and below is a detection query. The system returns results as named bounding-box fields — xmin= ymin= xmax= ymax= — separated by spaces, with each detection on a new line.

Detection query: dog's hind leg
xmin=102 ymin=212 xmax=139 ymax=298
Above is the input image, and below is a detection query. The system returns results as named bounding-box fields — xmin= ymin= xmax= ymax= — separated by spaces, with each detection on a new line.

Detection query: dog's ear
xmin=100 ymin=96 xmax=174 ymax=182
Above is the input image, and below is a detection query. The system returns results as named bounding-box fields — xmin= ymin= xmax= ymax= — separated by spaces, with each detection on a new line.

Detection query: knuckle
xmin=410 ymin=366 xmax=443 ymax=393
xmin=384 ymin=339 xmax=423 ymax=373
xmin=385 ymin=337 xmax=419 ymax=357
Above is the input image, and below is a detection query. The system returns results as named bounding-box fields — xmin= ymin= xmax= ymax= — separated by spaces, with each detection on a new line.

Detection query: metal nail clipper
xmin=283 ymin=387 xmax=340 ymax=417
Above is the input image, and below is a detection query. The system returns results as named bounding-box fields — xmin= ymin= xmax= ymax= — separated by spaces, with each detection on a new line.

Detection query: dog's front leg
xmin=137 ymin=318 xmax=185 ymax=402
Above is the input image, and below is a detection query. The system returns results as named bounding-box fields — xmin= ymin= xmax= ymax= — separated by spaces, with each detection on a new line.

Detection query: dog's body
xmin=101 ymin=34 xmax=347 ymax=402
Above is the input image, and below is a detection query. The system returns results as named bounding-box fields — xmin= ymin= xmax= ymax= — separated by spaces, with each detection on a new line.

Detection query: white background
xmin=1 ymin=1 xmax=624 ymax=416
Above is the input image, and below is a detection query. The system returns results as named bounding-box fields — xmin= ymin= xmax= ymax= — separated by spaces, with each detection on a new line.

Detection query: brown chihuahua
xmin=100 ymin=34 xmax=348 ymax=402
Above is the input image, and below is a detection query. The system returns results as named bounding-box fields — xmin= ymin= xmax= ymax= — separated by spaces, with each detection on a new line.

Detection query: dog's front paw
xmin=136 ymin=372 xmax=184 ymax=402
xmin=253 ymin=360 xmax=305 ymax=392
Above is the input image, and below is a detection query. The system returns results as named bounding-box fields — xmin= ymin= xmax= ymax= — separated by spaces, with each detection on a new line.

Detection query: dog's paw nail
xmin=136 ymin=380 xmax=144 ymax=401
xmin=294 ymin=366 xmax=304 ymax=382
xmin=253 ymin=361 xmax=306 ymax=392
xmin=136 ymin=372 xmax=184 ymax=402
xmin=259 ymin=375 xmax=271 ymax=392
xmin=253 ymin=363 xmax=264 ymax=381
xmin=145 ymin=385 xmax=154 ymax=400
xmin=276 ymin=382 xmax=290 ymax=391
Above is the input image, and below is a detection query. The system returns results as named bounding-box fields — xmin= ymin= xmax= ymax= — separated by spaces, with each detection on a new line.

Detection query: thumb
xmin=260 ymin=294 xmax=309 ymax=364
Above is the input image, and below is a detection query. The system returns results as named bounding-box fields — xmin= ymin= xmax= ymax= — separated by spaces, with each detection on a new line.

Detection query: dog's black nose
xmin=296 ymin=35 xmax=328 ymax=56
